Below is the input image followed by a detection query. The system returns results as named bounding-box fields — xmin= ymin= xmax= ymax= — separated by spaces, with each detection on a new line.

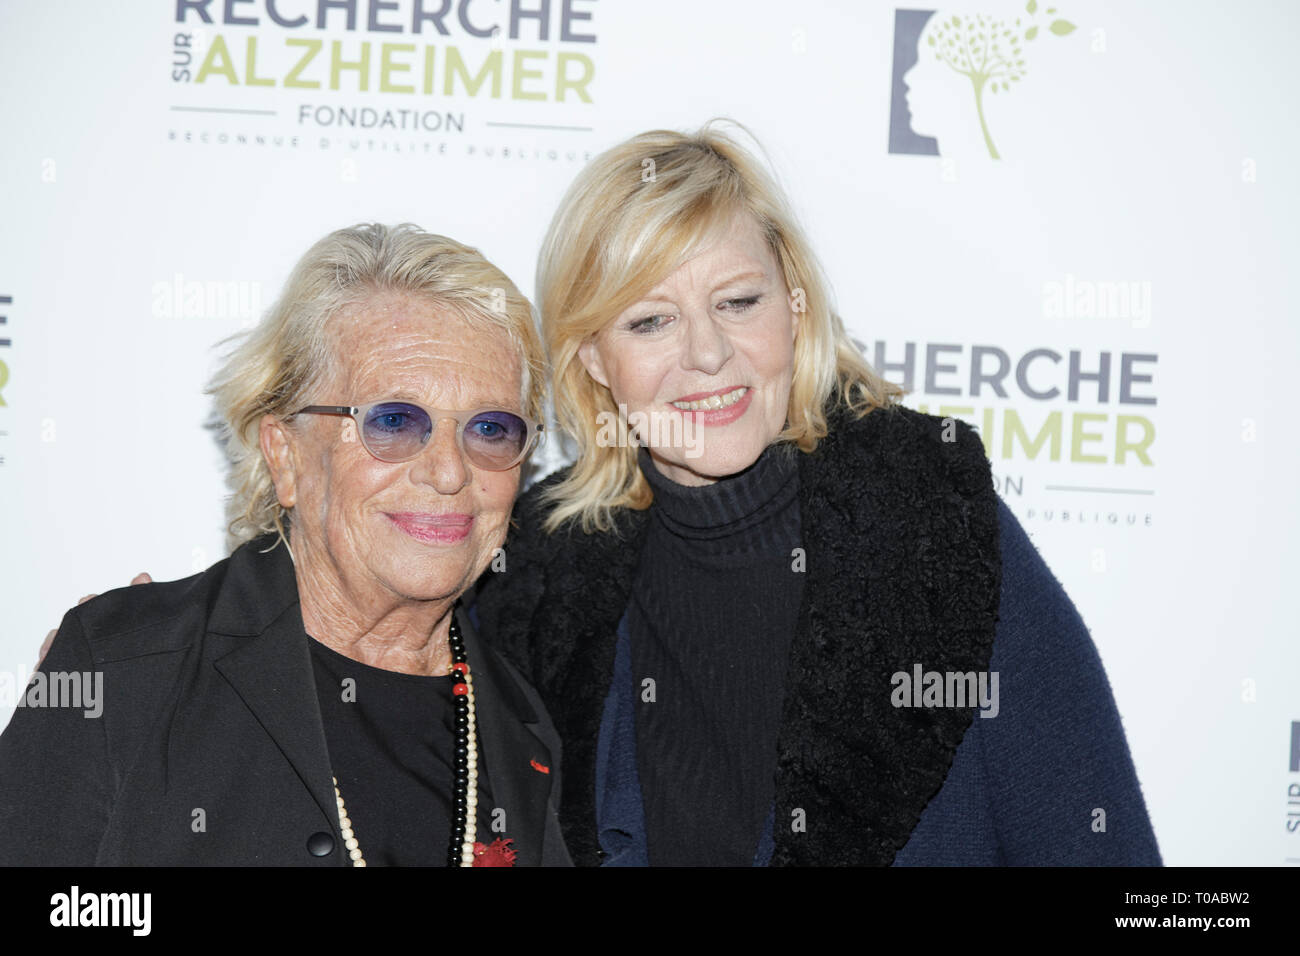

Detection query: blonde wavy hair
xmin=208 ymin=223 xmax=546 ymax=549
xmin=536 ymin=121 xmax=904 ymax=533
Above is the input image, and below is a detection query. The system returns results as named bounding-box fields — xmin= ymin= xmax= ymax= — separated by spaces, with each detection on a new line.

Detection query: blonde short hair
xmin=208 ymin=223 xmax=545 ymax=548
xmin=535 ymin=120 xmax=904 ymax=533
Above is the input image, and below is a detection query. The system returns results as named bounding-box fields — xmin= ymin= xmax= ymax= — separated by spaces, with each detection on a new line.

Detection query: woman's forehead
xmin=328 ymin=298 xmax=522 ymax=403
xmin=333 ymin=293 xmax=464 ymax=335
xmin=644 ymin=219 xmax=776 ymax=296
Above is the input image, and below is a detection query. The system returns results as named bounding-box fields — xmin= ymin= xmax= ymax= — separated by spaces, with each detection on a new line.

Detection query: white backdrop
xmin=1 ymin=0 xmax=1297 ymax=867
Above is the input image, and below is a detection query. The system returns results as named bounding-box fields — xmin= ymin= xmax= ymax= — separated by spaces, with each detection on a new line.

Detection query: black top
xmin=309 ymin=636 xmax=496 ymax=866
xmin=629 ymin=443 xmax=803 ymax=865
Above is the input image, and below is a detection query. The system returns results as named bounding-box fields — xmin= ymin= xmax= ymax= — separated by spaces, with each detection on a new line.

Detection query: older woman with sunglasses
xmin=0 ymin=224 xmax=569 ymax=867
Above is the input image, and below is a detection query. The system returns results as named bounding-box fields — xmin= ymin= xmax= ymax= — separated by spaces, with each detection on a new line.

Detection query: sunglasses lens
xmin=361 ymin=402 xmax=432 ymax=461
xmin=463 ymin=410 xmax=530 ymax=469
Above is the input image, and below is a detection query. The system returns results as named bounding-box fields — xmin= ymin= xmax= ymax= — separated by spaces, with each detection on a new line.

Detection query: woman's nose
xmin=680 ymin=312 xmax=734 ymax=375
xmin=410 ymin=417 xmax=470 ymax=494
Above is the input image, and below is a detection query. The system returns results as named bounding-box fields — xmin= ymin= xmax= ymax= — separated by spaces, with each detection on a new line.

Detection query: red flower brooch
xmin=472 ymin=837 xmax=518 ymax=867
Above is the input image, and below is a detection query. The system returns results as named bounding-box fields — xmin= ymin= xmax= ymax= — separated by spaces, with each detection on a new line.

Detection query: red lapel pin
xmin=529 ymin=758 xmax=550 ymax=774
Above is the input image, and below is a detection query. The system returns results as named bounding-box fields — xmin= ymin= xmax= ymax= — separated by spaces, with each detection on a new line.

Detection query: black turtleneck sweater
xmin=629 ymin=443 xmax=804 ymax=866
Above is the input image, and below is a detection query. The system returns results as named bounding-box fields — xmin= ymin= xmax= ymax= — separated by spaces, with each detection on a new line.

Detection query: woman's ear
xmin=259 ymin=415 xmax=298 ymax=509
xmin=577 ymin=338 xmax=611 ymax=389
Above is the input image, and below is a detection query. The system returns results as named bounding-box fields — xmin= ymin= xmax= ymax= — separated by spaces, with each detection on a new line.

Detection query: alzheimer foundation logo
xmin=892 ymin=664 xmax=1000 ymax=718
xmin=889 ymin=2 xmax=1080 ymax=159
xmin=1 ymin=669 xmax=104 ymax=718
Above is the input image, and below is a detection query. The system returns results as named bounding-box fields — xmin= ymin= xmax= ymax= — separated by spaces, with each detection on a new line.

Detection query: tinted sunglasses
xmin=297 ymin=401 xmax=543 ymax=471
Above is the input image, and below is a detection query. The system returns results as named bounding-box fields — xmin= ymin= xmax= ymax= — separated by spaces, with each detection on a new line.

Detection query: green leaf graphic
xmin=1025 ymin=25 xmax=1038 ymax=40
xmin=1026 ymin=0 xmax=1037 ymax=13
xmin=1049 ymin=19 xmax=1076 ymax=35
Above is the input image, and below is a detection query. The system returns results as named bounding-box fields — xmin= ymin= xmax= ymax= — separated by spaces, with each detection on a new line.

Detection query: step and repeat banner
xmin=1 ymin=1 xmax=1296 ymax=867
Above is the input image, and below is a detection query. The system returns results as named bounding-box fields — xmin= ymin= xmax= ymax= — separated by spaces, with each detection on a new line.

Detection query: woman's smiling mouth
xmin=670 ymin=386 xmax=748 ymax=411
xmin=667 ymin=386 xmax=753 ymax=426
xmin=386 ymin=512 xmax=473 ymax=543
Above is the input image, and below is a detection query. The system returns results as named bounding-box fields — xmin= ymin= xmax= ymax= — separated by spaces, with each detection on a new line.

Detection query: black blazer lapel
xmin=208 ymin=542 xmax=341 ymax=843
xmin=457 ymin=605 xmax=558 ymax=867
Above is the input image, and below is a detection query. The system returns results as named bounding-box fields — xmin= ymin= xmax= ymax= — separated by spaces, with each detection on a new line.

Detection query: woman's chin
xmin=651 ymin=443 xmax=766 ymax=485
xmin=383 ymin=570 xmax=469 ymax=604
xmin=369 ymin=546 xmax=487 ymax=602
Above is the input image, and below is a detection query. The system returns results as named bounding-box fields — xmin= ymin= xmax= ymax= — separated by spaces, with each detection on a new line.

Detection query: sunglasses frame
xmin=296 ymin=401 xmax=544 ymax=470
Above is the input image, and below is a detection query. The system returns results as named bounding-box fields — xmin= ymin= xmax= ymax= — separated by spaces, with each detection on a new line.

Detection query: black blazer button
xmin=307 ymin=831 xmax=335 ymax=857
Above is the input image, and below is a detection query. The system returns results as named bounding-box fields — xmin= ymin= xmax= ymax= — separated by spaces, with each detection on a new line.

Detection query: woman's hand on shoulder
xmin=37 ymin=572 xmax=153 ymax=669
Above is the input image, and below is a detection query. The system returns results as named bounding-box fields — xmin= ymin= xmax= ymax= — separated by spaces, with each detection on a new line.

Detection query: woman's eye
xmin=472 ymin=421 xmax=504 ymax=439
xmin=628 ymin=314 xmax=671 ymax=333
xmin=719 ymin=295 xmax=761 ymax=311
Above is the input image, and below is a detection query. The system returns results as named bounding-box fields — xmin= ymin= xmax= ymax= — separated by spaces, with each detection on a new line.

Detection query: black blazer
xmin=0 ymin=536 xmax=571 ymax=866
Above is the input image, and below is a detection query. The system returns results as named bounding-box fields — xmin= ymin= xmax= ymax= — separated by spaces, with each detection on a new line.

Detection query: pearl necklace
xmin=332 ymin=611 xmax=479 ymax=867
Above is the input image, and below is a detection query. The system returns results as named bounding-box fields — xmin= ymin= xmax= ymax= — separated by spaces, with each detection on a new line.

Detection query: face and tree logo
xmin=889 ymin=2 xmax=1077 ymax=159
